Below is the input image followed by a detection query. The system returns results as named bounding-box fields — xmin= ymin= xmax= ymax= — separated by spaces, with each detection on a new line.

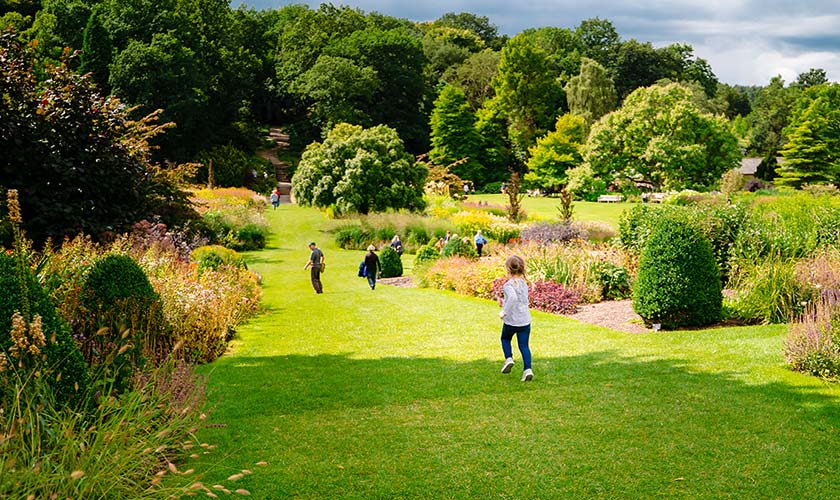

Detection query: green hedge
xmin=380 ymin=246 xmax=403 ymax=278
xmin=633 ymin=219 xmax=723 ymax=329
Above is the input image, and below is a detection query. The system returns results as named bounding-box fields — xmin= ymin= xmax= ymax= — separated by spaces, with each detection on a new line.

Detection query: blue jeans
xmin=501 ymin=323 xmax=531 ymax=370
xmin=367 ymin=275 xmax=376 ymax=289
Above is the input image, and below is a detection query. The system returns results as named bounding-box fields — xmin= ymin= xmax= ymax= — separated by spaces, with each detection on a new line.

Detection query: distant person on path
xmin=390 ymin=235 xmax=403 ymax=256
xmin=363 ymin=245 xmax=381 ymax=290
xmin=499 ymin=255 xmax=533 ymax=381
xmin=463 ymin=183 xmax=470 ymax=198
xmin=270 ymin=188 xmax=280 ymax=209
xmin=443 ymin=230 xmax=452 ymax=244
xmin=304 ymin=242 xmax=324 ymax=294
xmin=474 ymin=230 xmax=487 ymax=257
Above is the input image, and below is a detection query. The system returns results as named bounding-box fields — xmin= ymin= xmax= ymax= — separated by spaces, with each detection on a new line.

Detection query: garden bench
xmin=641 ymin=192 xmax=666 ymax=203
xmin=597 ymin=194 xmax=623 ymax=203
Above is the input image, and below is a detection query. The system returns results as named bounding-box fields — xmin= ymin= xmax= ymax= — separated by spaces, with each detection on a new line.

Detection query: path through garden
xmin=188 ymin=204 xmax=840 ymax=499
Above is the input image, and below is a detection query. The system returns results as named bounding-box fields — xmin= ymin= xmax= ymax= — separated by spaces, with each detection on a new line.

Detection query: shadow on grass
xmin=199 ymin=351 xmax=840 ymax=498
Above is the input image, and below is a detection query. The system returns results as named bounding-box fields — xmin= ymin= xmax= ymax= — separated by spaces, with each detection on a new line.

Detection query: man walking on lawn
xmin=304 ymin=241 xmax=324 ymax=294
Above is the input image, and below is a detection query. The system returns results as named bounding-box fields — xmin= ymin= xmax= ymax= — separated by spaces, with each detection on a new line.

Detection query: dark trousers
xmin=501 ymin=323 xmax=531 ymax=370
xmin=476 ymin=243 xmax=484 ymax=256
xmin=310 ymin=267 xmax=323 ymax=293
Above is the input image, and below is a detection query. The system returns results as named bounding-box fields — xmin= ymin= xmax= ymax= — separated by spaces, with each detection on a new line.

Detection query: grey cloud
xmin=236 ymin=0 xmax=840 ymax=84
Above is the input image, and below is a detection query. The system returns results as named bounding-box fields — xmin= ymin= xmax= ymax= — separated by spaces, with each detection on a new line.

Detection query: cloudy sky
xmin=237 ymin=0 xmax=840 ymax=86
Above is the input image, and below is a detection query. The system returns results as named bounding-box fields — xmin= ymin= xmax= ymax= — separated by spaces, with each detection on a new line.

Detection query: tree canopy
xmin=291 ymin=123 xmax=427 ymax=215
xmin=586 ymin=83 xmax=740 ymax=191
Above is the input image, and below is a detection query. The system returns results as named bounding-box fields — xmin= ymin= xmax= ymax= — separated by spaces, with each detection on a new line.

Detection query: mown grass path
xmin=192 ymin=204 xmax=840 ymax=499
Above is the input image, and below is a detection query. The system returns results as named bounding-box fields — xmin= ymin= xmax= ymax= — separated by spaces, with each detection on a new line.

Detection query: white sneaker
xmin=521 ymin=369 xmax=533 ymax=382
xmin=501 ymin=358 xmax=514 ymax=374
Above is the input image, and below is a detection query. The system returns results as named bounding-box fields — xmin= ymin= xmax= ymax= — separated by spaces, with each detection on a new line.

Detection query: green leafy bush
xmin=0 ymin=253 xmax=89 ymax=405
xmin=191 ymin=245 xmax=247 ymax=272
xmin=235 ymin=223 xmax=268 ymax=250
xmin=414 ymin=244 xmax=441 ymax=264
xmin=442 ymin=238 xmax=477 ymax=259
xmin=633 ymin=219 xmax=723 ymax=329
xmin=380 ymin=246 xmax=403 ymax=278
xmin=80 ymin=255 xmax=169 ymax=391
xmin=593 ymin=261 xmax=632 ymax=300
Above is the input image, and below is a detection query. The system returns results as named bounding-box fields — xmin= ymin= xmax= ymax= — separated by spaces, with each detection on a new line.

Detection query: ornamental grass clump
xmin=0 ymin=192 xmax=89 ymax=405
xmin=520 ymin=222 xmax=582 ymax=244
xmin=784 ymin=291 xmax=840 ymax=380
xmin=727 ymin=255 xmax=809 ymax=324
xmin=633 ymin=219 xmax=722 ymax=329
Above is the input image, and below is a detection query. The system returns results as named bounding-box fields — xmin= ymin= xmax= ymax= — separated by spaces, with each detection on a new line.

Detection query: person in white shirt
xmin=498 ymin=255 xmax=533 ymax=381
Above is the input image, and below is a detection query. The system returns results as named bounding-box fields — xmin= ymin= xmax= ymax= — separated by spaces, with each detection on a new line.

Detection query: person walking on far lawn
xmin=363 ymin=245 xmax=381 ymax=290
xmin=474 ymin=230 xmax=487 ymax=257
xmin=304 ymin=242 xmax=324 ymax=294
xmin=499 ymin=255 xmax=533 ymax=381
xmin=270 ymin=188 xmax=280 ymax=209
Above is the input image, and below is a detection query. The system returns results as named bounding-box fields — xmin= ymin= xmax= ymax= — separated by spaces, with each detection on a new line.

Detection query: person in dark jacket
xmin=364 ymin=245 xmax=381 ymax=290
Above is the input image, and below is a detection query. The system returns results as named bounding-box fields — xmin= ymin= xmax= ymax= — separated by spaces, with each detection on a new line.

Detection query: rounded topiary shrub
xmin=442 ymin=238 xmax=477 ymax=259
xmin=632 ymin=219 xmax=722 ymax=329
xmin=0 ymin=253 xmax=89 ymax=405
xmin=191 ymin=245 xmax=247 ymax=272
xmin=380 ymin=246 xmax=403 ymax=278
xmin=81 ymin=255 xmax=169 ymax=388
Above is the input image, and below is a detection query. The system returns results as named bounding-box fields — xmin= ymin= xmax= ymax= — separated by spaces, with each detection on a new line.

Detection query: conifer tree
xmin=429 ymin=85 xmax=484 ymax=183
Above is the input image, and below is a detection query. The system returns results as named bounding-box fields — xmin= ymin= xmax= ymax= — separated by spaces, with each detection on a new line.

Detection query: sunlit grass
xmin=188 ymin=204 xmax=840 ymax=499
xmin=468 ymin=193 xmax=633 ymax=228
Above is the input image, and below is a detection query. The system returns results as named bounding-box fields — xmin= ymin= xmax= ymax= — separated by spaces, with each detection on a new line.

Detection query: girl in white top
xmin=499 ymin=255 xmax=533 ymax=381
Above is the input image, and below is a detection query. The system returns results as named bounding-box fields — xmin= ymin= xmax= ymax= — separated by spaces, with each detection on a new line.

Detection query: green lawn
xmin=188 ymin=204 xmax=840 ymax=499
xmin=467 ymin=193 xmax=634 ymax=228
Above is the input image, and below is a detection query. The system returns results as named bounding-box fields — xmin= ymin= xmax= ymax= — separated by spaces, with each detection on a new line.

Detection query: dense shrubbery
xmin=493 ymin=278 xmax=580 ymax=314
xmin=619 ymin=202 xmax=746 ymax=276
xmin=191 ymin=245 xmax=248 ymax=272
xmin=415 ymin=243 xmax=441 ymax=264
xmin=421 ymin=243 xmax=634 ymax=306
xmin=193 ymin=188 xmax=270 ymax=251
xmin=442 ymin=238 xmax=478 ymax=258
xmin=730 ymin=193 xmax=840 ymax=262
xmin=333 ymin=213 xmax=450 ymax=253
xmin=593 ymin=261 xmax=632 ymax=300
xmin=79 ymin=254 xmax=169 ymax=392
xmin=380 ymin=246 xmax=403 ymax=278
xmin=633 ymin=219 xmax=722 ymax=329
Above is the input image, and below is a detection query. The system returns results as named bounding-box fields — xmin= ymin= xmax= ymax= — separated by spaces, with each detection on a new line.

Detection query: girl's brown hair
xmin=505 ymin=255 xmax=526 ymax=276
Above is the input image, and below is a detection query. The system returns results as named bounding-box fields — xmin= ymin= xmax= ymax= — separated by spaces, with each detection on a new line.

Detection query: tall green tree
xmin=565 ymin=57 xmax=617 ymax=128
xmin=291 ymin=123 xmax=427 ymax=215
xmin=586 ymin=83 xmax=740 ymax=191
xmin=574 ymin=17 xmax=620 ymax=70
xmin=747 ymin=76 xmax=800 ymax=173
xmin=442 ymin=48 xmax=500 ymax=110
xmin=491 ymin=34 xmax=563 ymax=154
xmin=428 ymin=85 xmax=483 ymax=183
xmin=525 ymin=114 xmax=586 ymax=192
xmin=435 ymin=11 xmax=502 ymax=49
xmin=777 ymin=84 xmax=840 ymax=187
xmin=294 ymin=55 xmax=377 ymax=133
xmin=79 ymin=5 xmax=112 ymax=92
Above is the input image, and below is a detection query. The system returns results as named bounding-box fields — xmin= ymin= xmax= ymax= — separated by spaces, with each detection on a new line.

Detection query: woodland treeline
xmin=2 ymin=1 xmax=837 ymax=234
